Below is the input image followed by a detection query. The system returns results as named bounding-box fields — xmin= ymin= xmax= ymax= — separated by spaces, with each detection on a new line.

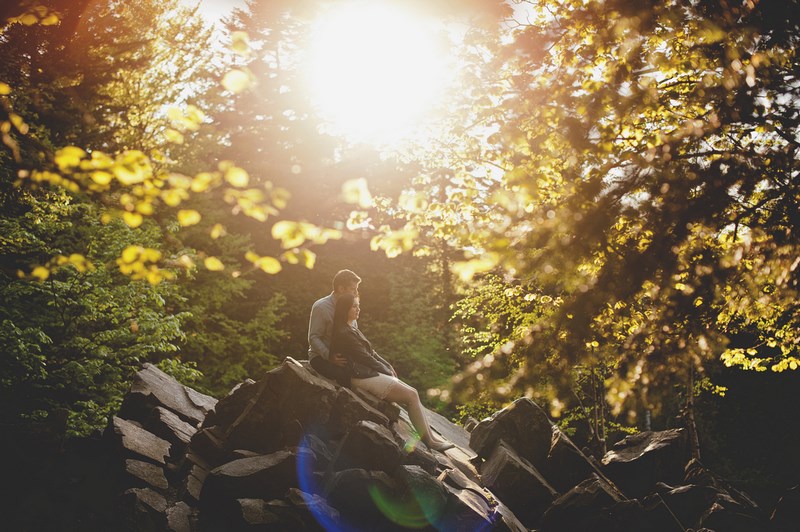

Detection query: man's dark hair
xmin=332 ymin=269 xmax=361 ymax=291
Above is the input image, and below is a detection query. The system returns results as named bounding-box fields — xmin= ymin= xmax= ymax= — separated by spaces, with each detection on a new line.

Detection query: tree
xmin=372 ymin=0 xmax=800 ymax=431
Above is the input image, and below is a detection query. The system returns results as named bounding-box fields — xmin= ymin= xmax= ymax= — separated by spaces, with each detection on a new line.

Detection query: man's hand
xmin=331 ymin=353 xmax=348 ymax=367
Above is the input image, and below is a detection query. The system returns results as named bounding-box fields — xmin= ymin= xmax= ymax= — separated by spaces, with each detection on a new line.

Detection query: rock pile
xmin=104 ymin=359 xmax=783 ymax=531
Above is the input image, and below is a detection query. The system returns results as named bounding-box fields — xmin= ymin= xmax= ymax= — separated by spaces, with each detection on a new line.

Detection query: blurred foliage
xmin=368 ymin=0 xmax=800 ymax=427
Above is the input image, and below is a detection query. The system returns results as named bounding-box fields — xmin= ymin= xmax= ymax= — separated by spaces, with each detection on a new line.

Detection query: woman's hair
xmin=333 ymin=293 xmax=357 ymax=330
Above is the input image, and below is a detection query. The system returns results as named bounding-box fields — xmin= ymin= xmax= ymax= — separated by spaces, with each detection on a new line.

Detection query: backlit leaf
xmin=204 ymin=257 xmax=225 ymax=271
xmin=177 ymin=209 xmax=201 ymax=227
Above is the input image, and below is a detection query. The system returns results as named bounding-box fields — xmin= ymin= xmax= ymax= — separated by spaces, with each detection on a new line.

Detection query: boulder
xmin=120 ymin=363 xmax=216 ymax=426
xmin=350 ymin=386 xmax=401 ymax=422
xmin=469 ymin=398 xmax=553 ymax=469
xmin=110 ymin=416 xmax=171 ymax=465
xmin=770 ymin=484 xmax=800 ymax=532
xmin=187 ymin=426 xmax=227 ymax=468
xmin=683 ymin=459 xmax=763 ymax=519
xmin=481 ymin=439 xmax=558 ymax=527
xmin=539 ymin=475 xmax=625 ymax=532
xmin=545 ymin=427 xmax=596 ymax=493
xmin=645 ymin=483 xmax=719 ymax=530
xmin=165 ymin=501 xmax=193 ymax=532
xmin=200 ymin=449 xmax=313 ymax=506
xmin=601 ymin=428 xmax=689 ymax=498
xmin=121 ymin=487 xmax=168 ymax=532
xmin=124 ymin=459 xmax=169 ymax=490
xmin=438 ymin=467 xmax=526 ymax=532
xmin=217 ymin=361 xmax=339 ymax=455
xmin=332 ymin=420 xmax=403 ymax=474
xmin=329 ymin=386 xmax=390 ymax=437
xmin=147 ymin=406 xmax=197 ymax=449
xmin=184 ymin=464 xmax=209 ymax=503
xmin=699 ymin=498 xmax=766 ymax=532
xmin=297 ymin=434 xmax=334 ymax=471
xmin=324 ymin=468 xmax=402 ymax=529
xmin=233 ymin=490 xmax=338 ymax=531
xmin=395 ymin=465 xmax=450 ymax=528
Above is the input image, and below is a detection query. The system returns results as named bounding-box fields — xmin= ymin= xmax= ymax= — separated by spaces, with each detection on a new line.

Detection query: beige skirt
xmin=351 ymin=373 xmax=399 ymax=400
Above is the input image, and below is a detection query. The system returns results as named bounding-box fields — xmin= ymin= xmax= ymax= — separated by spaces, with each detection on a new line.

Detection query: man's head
xmin=332 ymin=269 xmax=361 ymax=296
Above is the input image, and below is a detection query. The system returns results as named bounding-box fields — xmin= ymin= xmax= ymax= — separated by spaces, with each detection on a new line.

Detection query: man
xmin=308 ymin=269 xmax=361 ymax=384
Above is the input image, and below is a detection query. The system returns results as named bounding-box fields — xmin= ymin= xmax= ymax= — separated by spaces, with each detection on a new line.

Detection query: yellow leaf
xmin=300 ymin=249 xmax=316 ymax=269
xmin=41 ymin=14 xmax=59 ymax=25
xmin=135 ymin=201 xmax=154 ymax=215
xmin=192 ymin=172 xmax=216 ymax=192
xmin=20 ymin=13 xmax=38 ymax=25
xmin=271 ymin=220 xmax=304 ymax=248
xmin=90 ymin=171 xmax=113 ymax=186
xmin=204 ymin=256 xmax=225 ymax=271
xmin=54 ymin=146 xmax=86 ymax=170
xmin=342 ymin=178 xmax=373 ymax=208
xmin=222 ymin=69 xmax=253 ymax=93
xmin=177 ymin=209 xmax=201 ymax=227
xmin=123 ymin=211 xmax=143 ymax=228
xmin=210 ymin=223 xmax=226 ymax=239
xmin=225 ymin=166 xmax=249 ymax=187
xmin=142 ymin=248 xmax=162 ymax=262
xmin=32 ymin=266 xmax=50 ymax=281
xmin=165 ymin=128 xmax=184 ymax=144
xmin=9 ymin=114 xmax=28 ymax=134
xmin=161 ymin=189 xmax=187 ymax=207
xmin=178 ymin=255 xmax=195 ymax=269
xmin=255 ymin=256 xmax=282 ymax=274
xmin=231 ymin=31 xmax=250 ymax=55
xmin=0 ymin=82 xmax=11 ymax=95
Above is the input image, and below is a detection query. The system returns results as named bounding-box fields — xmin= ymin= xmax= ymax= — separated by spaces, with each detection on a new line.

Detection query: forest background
xmin=1 ymin=0 xmax=798 ymax=509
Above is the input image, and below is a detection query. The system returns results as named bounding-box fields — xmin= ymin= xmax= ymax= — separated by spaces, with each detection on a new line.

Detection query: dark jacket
xmin=331 ymin=324 xmax=394 ymax=379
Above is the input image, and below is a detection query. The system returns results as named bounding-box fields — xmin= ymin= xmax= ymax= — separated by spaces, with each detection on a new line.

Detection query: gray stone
xmin=124 ymin=458 xmax=169 ymax=490
xmin=539 ymin=475 xmax=625 ymax=532
xmin=324 ymin=469 xmax=401 ymax=529
xmin=148 ymin=406 xmax=197 ymax=447
xmin=201 ymin=449 xmax=313 ymax=507
xmin=602 ymin=429 xmax=689 ymax=498
xmin=481 ymin=440 xmax=558 ymax=527
xmin=332 ymin=420 xmax=403 ymax=474
xmin=329 ymin=386 xmax=390 ymax=437
xmin=437 ymin=468 xmax=526 ymax=532
xmin=469 ymin=398 xmax=553 ymax=469
xmin=121 ymin=487 xmax=168 ymax=531
xmin=120 ymin=363 xmax=216 ymax=426
xmin=111 ymin=416 xmax=171 ymax=465
xmin=221 ymin=361 xmax=339 ymax=454
xmin=166 ymin=501 xmax=193 ymax=532
xmin=545 ymin=427 xmax=596 ymax=492
xmin=771 ymin=484 xmax=800 ymax=532
xmin=185 ymin=464 xmax=208 ymax=503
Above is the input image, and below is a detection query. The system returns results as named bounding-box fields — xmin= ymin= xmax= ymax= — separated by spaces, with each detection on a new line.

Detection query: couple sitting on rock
xmin=308 ymin=269 xmax=454 ymax=452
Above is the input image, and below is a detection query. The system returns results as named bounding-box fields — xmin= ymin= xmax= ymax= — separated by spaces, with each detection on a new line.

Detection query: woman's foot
xmin=428 ymin=439 xmax=455 ymax=452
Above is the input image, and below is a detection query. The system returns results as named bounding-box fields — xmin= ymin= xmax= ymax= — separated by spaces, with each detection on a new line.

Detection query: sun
xmin=305 ymin=2 xmax=453 ymax=145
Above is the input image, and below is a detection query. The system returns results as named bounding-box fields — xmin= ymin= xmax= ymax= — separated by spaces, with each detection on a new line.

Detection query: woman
xmin=331 ymin=293 xmax=454 ymax=452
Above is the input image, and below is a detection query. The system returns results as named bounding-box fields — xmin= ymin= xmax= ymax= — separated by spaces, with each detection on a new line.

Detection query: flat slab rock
xmin=123 ymin=363 xmax=217 ymax=426
xmin=111 ymin=416 xmax=171 ymax=465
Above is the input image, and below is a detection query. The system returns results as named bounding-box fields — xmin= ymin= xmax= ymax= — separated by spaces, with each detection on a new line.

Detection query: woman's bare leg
xmin=383 ymin=380 xmax=448 ymax=447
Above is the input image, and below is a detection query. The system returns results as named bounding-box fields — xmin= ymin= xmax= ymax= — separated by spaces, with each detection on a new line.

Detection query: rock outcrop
xmin=98 ymin=360 xmax=774 ymax=531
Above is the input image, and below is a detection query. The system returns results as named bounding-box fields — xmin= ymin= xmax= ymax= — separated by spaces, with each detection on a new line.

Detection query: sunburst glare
xmin=306 ymin=1 xmax=453 ymax=145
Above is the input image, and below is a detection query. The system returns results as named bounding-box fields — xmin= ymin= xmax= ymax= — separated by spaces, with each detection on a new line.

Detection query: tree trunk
xmin=686 ymin=365 xmax=702 ymax=461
